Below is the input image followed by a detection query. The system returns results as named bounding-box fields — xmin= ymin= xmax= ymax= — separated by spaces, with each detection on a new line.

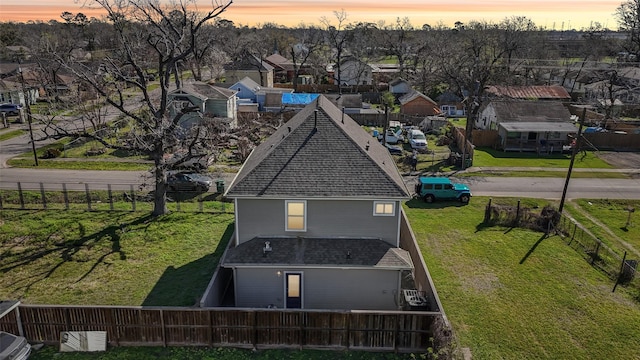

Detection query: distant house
xmin=388 ymin=78 xmax=411 ymax=97
xmin=168 ymin=82 xmax=238 ymax=129
xmin=584 ymin=67 xmax=640 ymax=108
xmin=228 ymin=76 xmax=293 ymax=112
xmin=399 ymin=90 xmax=441 ymax=117
xmin=436 ymin=91 xmax=466 ymax=117
xmin=220 ymin=95 xmax=420 ymax=310
xmin=485 ymin=85 xmax=571 ymax=102
xmin=222 ymin=54 xmax=275 ymax=88
xmin=0 ymin=79 xmax=26 ymax=107
xmin=264 ymin=52 xmax=296 ymax=83
xmin=477 ymin=100 xmax=576 ymax=152
xmin=332 ymin=56 xmax=376 ymax=86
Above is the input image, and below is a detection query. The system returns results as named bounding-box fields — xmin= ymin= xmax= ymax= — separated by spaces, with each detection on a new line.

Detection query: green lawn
xmin=0 ymin=129 xmax=25 ymax=141
xmin=473 ymin=147 xmax=613 ymax=168
xmin=404 ymin=197 xmax=640 ymax=359
xmin=0 ymin=210 xmax=234 ymax=306
xmin=4 ymin=198 xmax=640 ymax=359
xmin=29 ymin=346 xmax=416 ymax=360
xmin=566 ymin=199 xmax=640 ymax=256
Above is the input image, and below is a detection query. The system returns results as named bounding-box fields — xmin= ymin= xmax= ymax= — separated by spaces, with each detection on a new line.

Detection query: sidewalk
xmin=464 ymin=166 xmax=640 ymax=174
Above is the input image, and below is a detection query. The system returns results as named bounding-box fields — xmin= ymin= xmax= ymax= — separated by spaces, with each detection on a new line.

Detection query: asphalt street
xmin=2 ymin=122 xmax=640 ymax=199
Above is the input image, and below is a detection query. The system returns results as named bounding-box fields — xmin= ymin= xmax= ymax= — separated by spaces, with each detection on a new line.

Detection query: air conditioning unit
xmin=60 ymin=331 xmax=107 ymax=352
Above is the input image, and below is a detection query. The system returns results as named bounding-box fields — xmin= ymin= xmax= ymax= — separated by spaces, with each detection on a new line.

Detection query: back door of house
xmin=285 ymin=272 xmax=302 ymax=309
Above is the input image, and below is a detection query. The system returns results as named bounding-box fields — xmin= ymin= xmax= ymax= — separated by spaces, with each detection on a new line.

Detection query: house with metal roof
xmin=219 ymin=95 xmax=419 ymax=310
xmin=485 ymin=85 xmax=572 ymax=102
xmin=477 ymin=100 xmax=577 ymax=152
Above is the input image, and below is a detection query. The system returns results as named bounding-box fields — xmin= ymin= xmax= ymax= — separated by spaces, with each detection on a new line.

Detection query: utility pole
xmin=18 ymin=63 xmax=39 ymax=166
xmin=559 ymin=107 xmax=587 ymax=213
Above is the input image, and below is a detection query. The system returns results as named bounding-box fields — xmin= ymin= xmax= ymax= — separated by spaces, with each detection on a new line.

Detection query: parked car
xmin=167 ymin=172 xmax=212 ymax=192
xmin=382 ymin=128 xmax=404 ymax=144
xmin=0 ymin=331 xmax=31 ymax=360
xmin=0 ymin=103 xmax=22 ymax=116
xmin=415 ymin=177 xmax=471 ymax=204
xmin=385 ymin=143 xmax=403 ymax=155
xmin=407 ymin=129 xmax=428 ymax=150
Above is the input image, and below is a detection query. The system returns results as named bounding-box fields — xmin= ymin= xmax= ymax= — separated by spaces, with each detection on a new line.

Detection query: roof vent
xmin=346 ymin=250 xmax=351 ymax=260
xmin=365 ymin=140 xmax=370 ymax=151
xmin=288 ymin=126 xmax=291 ymax=133
xmin=263 ymin=241 xmax=272 ymax=255
xmin=341 ymin=107 xmax=345 ymax=124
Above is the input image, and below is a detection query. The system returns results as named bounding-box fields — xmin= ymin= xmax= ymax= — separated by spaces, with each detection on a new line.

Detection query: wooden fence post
xmin=108 ymin=185 xmax=114 ymax=211
xmin=39 ymin=183 xmax=47 ymax=209
xmin=18 ymin=182 xmax=24 ymax=209
xmin=612 ymin=251 xmax=627 ymax=293
xmin=85 ymin=183 xmax=92 ymax=211
xmin=484 ymin=198 xmax=492 ymax=224
xmin=591 ymin=241 xmax=601 ymax=265
xmin=130 ymin=185 xmax=136 ymax=212
xmin=63 ymin=183 xmax=69 ymax=210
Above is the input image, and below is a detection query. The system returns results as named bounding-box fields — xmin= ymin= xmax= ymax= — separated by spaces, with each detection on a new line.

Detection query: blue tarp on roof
xmin=282 ymin=93 xmax=320 ymax=105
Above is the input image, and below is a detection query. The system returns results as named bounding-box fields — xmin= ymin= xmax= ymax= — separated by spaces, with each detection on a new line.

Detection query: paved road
xmin=2 ymin=121 xmax=640 ymax=199
xmin=2 ymin=166 xmax=640 ymax=200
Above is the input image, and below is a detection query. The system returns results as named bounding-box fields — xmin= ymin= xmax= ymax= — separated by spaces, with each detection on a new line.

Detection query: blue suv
xmin=415 ymin=177 xmax=472 ymax=204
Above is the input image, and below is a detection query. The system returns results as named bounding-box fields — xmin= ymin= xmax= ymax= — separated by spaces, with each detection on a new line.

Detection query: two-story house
xmin=220 ymin=95 xmax=416 ymax=310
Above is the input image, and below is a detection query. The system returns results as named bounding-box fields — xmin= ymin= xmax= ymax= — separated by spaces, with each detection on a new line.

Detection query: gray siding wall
xmin=235 ymin=267 xmax=401 ymax=310
xmin=235 ymin=199 xmax=400 ymax=245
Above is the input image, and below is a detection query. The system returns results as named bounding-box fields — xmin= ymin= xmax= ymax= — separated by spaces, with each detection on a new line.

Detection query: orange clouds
xmin=0 ymin=1 xmax=620 ymax=29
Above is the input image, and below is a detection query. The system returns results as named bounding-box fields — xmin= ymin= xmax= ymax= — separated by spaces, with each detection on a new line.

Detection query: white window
xmin=286 ymin=200 xmax=306 ymax=231
xmin=374 ymin=201 xmax=395 ymax=216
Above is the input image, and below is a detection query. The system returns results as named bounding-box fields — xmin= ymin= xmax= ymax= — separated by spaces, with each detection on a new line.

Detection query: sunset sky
xmin=0 ymin=0 xmax=624 ymax=30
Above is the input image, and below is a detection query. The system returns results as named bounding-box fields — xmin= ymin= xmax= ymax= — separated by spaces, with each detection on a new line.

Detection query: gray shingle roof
xmin=222 ymin=237 xmax=413 ymax=269
xmin=179 ymin=82 xmax=236 ymax=100
xmin=226 ymin=95 xmax=409 ymax=198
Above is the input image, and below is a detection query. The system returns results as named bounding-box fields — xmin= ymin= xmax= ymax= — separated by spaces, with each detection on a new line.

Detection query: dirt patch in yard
xmin=597 ymin=151 xmax=640 ymax=172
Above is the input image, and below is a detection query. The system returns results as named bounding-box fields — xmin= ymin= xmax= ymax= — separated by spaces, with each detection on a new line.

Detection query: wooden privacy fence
xmin=0 ymin=305 xmax=439 ymax=352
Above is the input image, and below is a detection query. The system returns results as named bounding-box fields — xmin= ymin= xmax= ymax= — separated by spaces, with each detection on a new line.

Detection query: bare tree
xmin=288 ymin=25 xmax=324 ymax=91
xmin=320 ymin=9 xmax=351 ymax=90
xmin=616 ymin=0 xmax=640 ymax=57
xmin=440 ymin=22 xmax=507 ymax=141
xmin=379 ymin=17 xmax=414 ymax=79
xmin=45 ymin=0 xmax=232 ymax=216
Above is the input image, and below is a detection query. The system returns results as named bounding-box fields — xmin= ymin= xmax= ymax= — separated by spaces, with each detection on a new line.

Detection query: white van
xmin=407 ymin=129 xmax=427 ymax=150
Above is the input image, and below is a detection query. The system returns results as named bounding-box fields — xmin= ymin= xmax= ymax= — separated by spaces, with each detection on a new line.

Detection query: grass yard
xmin=566 ymin=199 xmax=640 ymax=256
xmin=29 ymin=346 xmax=417 ymax=360
xmin=0 ymin=210 xmax=234 ymax=306
xmin=473 ymin=147 xmax=614 ymax=169
xmin=0 ymin=129 xmax=25 ymax=141
xmin=404 ymin=197 xmax=640 ymax=359
xmin=458 ymin=169 xmax=629 ymax=179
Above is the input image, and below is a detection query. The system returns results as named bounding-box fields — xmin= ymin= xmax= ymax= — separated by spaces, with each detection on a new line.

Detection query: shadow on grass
xmin=404 ymin=198 xmax=468 ymax=209
xmin=142 ymin=223 xmax=234 ymax=307
xmin=2 ymin=213 xmax=153 ymax=294
xmin=519 ymin=233 xmax=548 ymax=264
